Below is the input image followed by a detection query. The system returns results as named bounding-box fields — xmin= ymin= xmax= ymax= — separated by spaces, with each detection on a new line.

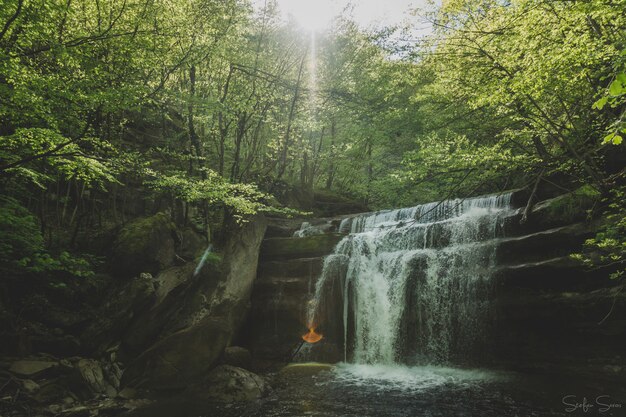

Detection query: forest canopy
xmin=0 ymin=0 xmax=624 ymax=278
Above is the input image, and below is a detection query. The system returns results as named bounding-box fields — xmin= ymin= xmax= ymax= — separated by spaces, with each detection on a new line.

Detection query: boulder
xmin=278 ymin=363 xmax=334 ymax=378
xmin=178 ymin=227 xmax=207 ymax=260
xmin=81 ymin=273 xmax=156 ymax=354
xmin=121 ymin=217 xmax=267 ymax=390
xmin=221 ymin=346 xmax=252 ymax=370
xmin=265 ymin=217 xmax=306 ymax=238
xmin=111 ymin=213 xmax=177 ymax=278
xmin=76 ymin=359 xmax=108 ymax=394
xmin=312 ymin=189 xmax=368 ymax=217
xmin=153 ymin=264 xmax=196 ymax=304
xmin=191 ymin=365 xmax=266 ymax=403
xmin=121 ymin=263 xmax=201 ymax=354
xmin=21 ymin=379 xmax=40 ymax=394
xmin=121 ymin=317 xmax=231 ymax=390
xmin=9 ymin=360 xmax=58 ymax=377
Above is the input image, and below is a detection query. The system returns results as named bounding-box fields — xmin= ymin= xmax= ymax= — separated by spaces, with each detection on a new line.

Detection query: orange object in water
xmin=302 ymin=328 xmax=323 ymax=344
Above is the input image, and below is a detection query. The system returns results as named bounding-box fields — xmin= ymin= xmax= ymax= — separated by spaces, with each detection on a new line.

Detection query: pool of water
xmin=127 ymin=363 xmax=625 ymax=417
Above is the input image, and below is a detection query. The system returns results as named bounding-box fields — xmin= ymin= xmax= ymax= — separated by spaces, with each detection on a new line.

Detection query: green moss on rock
xmin=261 ymin=234 xmax=344 ymax=260
xmin=111 ymin=212 xmax=177 ymax=278
xmin=531 ymin=185 xmax=600 ymax=228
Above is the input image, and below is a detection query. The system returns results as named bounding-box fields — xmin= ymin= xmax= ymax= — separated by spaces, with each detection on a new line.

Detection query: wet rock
xmin=495 ymin=222 xmax=594 ymax=265
xmin=293 ymin=221 xmax=335 ymax=237
xmin=111 ymin=212 xmax=177 ymax=278
xmin=292 ymin=340 xmax=342 ymax=363
xmin=278 ymin=362 xmax=334 ymax=378
xmin=222 ymin=346 xmax=252 ymax=370
xmin=191 ymin=365 xmax=267 ymax=403
xmin=9 ymin=360 xmax=57 ymax=377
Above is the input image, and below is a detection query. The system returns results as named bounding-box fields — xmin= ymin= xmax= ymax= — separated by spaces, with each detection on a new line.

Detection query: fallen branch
xmin=520 ymin=169 xmax=544 ymax=224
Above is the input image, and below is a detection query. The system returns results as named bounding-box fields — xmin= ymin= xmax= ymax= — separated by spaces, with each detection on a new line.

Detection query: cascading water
xmin=307 ymin=193 xmax=514 ymax=366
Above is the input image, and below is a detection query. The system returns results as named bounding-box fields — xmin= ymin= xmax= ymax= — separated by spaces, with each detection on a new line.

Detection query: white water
xmin=307 ymin=193 xmax=514 ymax=365
xmin=332 ymin=363 xmax=506 ymax=392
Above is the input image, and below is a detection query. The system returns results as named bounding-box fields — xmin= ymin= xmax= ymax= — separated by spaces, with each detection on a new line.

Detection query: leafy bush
xmin=571 ymin=181 xmax=626 ymax=280
xmin=0 ymin=196 xmax=94 ymax=279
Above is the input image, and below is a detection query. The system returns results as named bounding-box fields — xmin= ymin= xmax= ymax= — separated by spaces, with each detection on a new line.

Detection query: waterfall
xmin=307 ymin=193 xmax=513 ymax=365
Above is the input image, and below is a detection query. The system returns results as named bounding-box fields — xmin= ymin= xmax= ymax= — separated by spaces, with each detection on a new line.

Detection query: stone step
xmin=254 ymin=276 xmax=315 ymax=294
xmin=258 ymin=257 xmax=325 ymax=278
xmin=265 ymin=217 xmax=306 ymax=238
xmin=495 ymin=222 xmax=593 ymax=265
xmin=494 ymin=256 xmax=603 ymax=292
xmin=260 ymin=234 xmax=344 ymax=261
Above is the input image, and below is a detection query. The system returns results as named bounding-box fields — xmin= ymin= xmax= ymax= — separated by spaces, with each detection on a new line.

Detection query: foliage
xmin=0 ymin=0 xmax=624 ymax=283
xmin=0 ymin=196 xmax=94 ymax=278
xmin=364 ymin=0 xmax=619 ymax=204
xmin=572 ymin=180 xmax=626 ymax=280
xmin=593 ymin=49 xmax=626 ymax=146
xmin=145 ymin=170 xmax=301 ymax=222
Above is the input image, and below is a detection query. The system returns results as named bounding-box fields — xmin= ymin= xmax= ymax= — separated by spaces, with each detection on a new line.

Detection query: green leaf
xmin=592 ymin=96 xmax=608 ymax=110
xmin=602 ymin=132 xmax=615 ymax=145
xmin=612 ymin=134 xmax=623 ymax=146
xmin=609 ymin=79 xmax=625 ymax=96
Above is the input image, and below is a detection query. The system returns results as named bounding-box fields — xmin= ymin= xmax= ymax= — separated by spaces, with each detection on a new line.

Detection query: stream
xmin=129 ymin=362 xmax=624 ymax=417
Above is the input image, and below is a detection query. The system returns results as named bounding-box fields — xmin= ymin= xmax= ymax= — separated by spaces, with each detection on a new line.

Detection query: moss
xmin=533 ymin=185 xmax=600 ymax=226
xmin=112 ymin=212 xmax=177 ymax=277
xmin=261 ymin=234 xmax=344 ymax=259
xmin=312 ymin=189 xmax=368 ymax=217
xmin=195 ymin=250 xmax=222 ymax=267
xmin=313 ymin=189 xmax=357 ymax=204
xmin=116 ymin=213 xmax=175 ymax=253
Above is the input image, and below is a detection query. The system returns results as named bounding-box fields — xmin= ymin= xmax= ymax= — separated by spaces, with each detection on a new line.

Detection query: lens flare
xmin=302 ymin=327 xmax=323 ymax=344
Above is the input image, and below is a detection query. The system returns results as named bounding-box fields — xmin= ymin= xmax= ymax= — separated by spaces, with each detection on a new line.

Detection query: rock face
xmin=245 ymin=188 xmax=625 ymax=381
xmin=121 ymin=216 xmax=267 ymax=390
xmin=121 ymin=317 xmax=231 ymax=390
xmin=221 ymin=346 xmax=253 ymax=370
xmin=9 ymin=360 xmax=58 ymax=377
xmin=193 ymin=365 xmax=267 ymax=403
xmin=81 ymin=273 xmax=157 ymax=354
xmin=111 ymin=213 xmax=177 ymax=278
xmin=245 ymin=218 xmax=345 ymax=362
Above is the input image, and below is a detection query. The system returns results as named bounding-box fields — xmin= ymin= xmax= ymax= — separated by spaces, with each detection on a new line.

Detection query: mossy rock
xmin=179 ymin=227 xmax=207 ymax=260
xmin=530 ymin=185 xmax=600 ymax=230
xmin=313 ymin=189 xmax=368 ymax=217
xmin=260 ymin=234 xmax=344 ymax=260
xmin=111 ymin=213 xmax=177 ymax=278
